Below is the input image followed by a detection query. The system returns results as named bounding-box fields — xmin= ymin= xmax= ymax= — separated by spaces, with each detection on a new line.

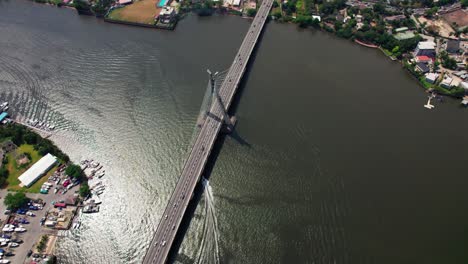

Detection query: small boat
xmin=97 ymin=171 xmax=105 ymax=178
xmin=73 ymin=221 xmax=81 ymax=229
xmin=96 ymin=190 xmax=104 ymax=195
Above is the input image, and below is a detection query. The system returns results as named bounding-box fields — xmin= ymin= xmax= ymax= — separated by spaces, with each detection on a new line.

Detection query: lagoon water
xmin=1 ymin=1 xmax=468 ymax=263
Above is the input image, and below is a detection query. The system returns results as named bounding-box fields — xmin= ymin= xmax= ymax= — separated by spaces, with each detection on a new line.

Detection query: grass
xmin=107 ymin=0 xmax=160 ymax=25
xmin=295 ymin=0 xmax=303 ymax=12
xmin=4 ymin=144 xmax=57 ymax=193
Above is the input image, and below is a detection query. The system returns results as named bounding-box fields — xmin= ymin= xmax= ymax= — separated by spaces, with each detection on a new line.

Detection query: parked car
xmin=0 ymin=259 xmax=11 ymax=263
xmin=5 ymin=251 xmax=14 ymax=256
xmin=11 ymin=239 xmax=22 ymax=244
xmin=14 ymin=227 xmax=26 ymax=233
xmin=3 ymin=210 xmax=10 ymax=215
xmin=8 ymin=242 xmax=18 ymax=247
xmin=29 ymin=206 xmax=39 ymax=211
xmin=26 ymin=212 xmax=35 ymax=217
xmin=2 ymin=227 xmax=13 ymax=233
xmin=0 ymin=234 xmax=11 ymax=239
xmin=17 ymin=219 xmax=29 ymax=224
xmin=16 ymin=209 xmax=26 ymax=215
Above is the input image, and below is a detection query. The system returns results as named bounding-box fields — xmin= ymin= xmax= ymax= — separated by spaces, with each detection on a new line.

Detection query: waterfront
xmin=1 ymin=1 xmax=468 ymax=263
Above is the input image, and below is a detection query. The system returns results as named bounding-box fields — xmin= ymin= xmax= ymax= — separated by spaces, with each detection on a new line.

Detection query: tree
xmin=440 ymin=51 xmax=457 ymax=70
xmin=424 ymin=7 xmax=438 ymax=18
xmin=246 ymin=8 xmax=257 ymax=17
xmin=4 ymin=192 xmax=28 ymax=210
xmin=79 ymin=182 xmax=90 ymax=197
xmin=23 ymin=132 xmax=38 ymax=145
xmin=272 ymin=10 xmax=282 ymax=19
xmin=65 ymin=164 xmax=83 ymax=179
xmin=272 ymin=0 xmax=279 ymax=8
xmin=462 ymin=0 xmax=468 ymax=7
xmin=0 ymin=166 xmax=8 ymax=178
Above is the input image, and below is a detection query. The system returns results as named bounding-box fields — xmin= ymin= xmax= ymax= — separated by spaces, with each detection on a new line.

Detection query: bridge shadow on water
xmin=166 ymin=19 xmax=270 ymax=264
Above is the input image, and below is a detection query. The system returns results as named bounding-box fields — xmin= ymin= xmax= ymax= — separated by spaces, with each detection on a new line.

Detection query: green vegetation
xmin=0 ymin=124 xmax=69 ymax=193
xmin=92 ymin=0 xmax=113 ymax=15
xmin=194 ymin=0 xmax=215 ymax=16
xmin=4 ymin=192 xmax=29 ymax=210
xmin=0 ymin=124 xmax=69 ymax=162
xmin=37 ymin=235 xmax=49 ymax=252
xmin=440 ymin=51 xmax=457 ymax=70
xmin=79 ymin=181 xmax=90 ymax=197
xmin=246 ymin=8 xmax=257 ymax=17
xmin=65 ymin=164 xmax=83 ymax=180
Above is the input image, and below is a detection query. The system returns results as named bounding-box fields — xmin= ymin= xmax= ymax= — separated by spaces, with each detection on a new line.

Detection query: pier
xmin=142 ymin=1 xmax=274 ymax=263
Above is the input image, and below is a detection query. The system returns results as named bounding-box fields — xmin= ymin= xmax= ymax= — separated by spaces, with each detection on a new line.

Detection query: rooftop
xmin=417 ymin=41 xmax=436 ymax=50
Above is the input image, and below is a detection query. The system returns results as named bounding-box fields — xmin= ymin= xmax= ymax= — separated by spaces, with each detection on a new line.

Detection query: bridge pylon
xmin=206 ymin=69 xmax=236 ymax=133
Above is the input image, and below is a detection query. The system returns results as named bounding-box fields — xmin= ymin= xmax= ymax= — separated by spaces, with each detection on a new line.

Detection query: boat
xmin=96 ymin=190 xmax=104 ymax=195
xmin=82 ymin=205 xmax=99 ymax=213
xmin=73 ymin=221 xmax=81 ymax=229
xmin=97 ymin=171 xmax=105 ymax=178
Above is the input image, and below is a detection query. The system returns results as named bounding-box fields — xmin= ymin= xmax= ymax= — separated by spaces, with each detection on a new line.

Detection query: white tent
xmin=18 ymin=153 xmax=57 ymax=187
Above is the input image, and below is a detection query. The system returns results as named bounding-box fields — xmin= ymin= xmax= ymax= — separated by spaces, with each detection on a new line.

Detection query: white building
xmin=18 ymin=153 xmax=57 ymax=187
xmin=440 ymin=76 xmax=454 ymax=88
xmin=460 ymin=81 xmax=468 ymax=91
xmin=425 ymin=73 xmax=439 ymax=84
xmin=413 ymin=41 xmax=436 ymax=58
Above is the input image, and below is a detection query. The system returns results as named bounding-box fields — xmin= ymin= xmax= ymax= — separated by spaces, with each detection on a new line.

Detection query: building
xmin=446 ymin=39 xmax=460 ymax=54
xmin=425 ymin=73 xmax=439 ymax=84
xmin=384 ymin=14 xmax=406 ymax=22
xmin=225 ymin=0 xmax=241 ymax=6
xmin=413 ymin=41 xmax=436 ymax=58
xmin=157 ymin=6 xmax=176 ymax=24
xmin=415 ymin=55 xmax=432 ymax=63
xmin=416 ymin=62 xmax=430 ymax=73
xmin=18 ymin=153 xmax=57 ymax=187
xmin=459 ymin=81 xmax=468 ymax=91
xmin=440 ymin=76 xmax=454 ymax=88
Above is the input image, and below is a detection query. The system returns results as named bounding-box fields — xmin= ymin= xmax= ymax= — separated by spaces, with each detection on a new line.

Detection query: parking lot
xmin=0 ymin=182 xmax=80 ymax=263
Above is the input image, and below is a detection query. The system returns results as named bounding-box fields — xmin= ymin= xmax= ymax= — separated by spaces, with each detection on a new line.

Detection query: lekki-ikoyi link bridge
xmin=143 ymin=0 xmax=274 ymax=262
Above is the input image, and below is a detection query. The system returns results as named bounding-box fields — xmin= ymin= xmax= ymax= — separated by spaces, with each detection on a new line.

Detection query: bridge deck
xmin=143 ymin=1 xmax=274 ymax=263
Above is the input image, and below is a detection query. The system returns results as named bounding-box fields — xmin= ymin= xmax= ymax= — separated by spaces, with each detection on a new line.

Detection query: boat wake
xmin=195 ymin=178 xmax=220 ymax=264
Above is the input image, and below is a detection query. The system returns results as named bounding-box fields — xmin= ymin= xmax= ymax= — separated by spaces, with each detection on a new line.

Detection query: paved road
xmin=142 ymin=1 xmax=274 ymax=263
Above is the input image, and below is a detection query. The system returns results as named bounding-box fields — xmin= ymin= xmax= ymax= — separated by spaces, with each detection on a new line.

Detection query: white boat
xmin=96 ymin=190 xmax=104 ymax=195
xmin=97 ymin=171 xmax=105 ymax=178
xmin=73 ymin=221 xmax=81 ymax=229
xmin=2 ymin=106 xmax=8 ymax=111
xmin=0 ymin=102 xmax=8 ymax=108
